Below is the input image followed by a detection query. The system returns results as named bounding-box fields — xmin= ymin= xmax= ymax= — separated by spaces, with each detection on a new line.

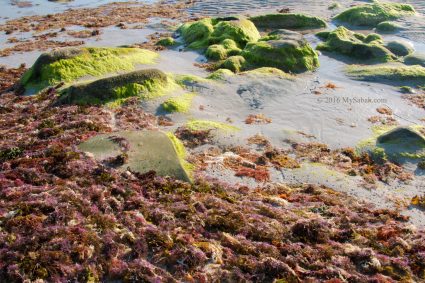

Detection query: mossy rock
xmin=385 ymin=40 xmax=414 ymax=57
xmin=20 ymin=47 xmax=158 ymax=93
xmin=376 ymin=21 xmax=402 ymax=33
xmin=249 ymin=13 xmax=327 ymax=30
xmin=161 ymin=93 xmax=196 ymax=113
xmin=206 ymin=39 xmax=241 ymax=60
xmin=316 ymin=27 xmax=396 ymax=62
xmin=346 ymin=64 xmax=425 ymax=85
xmin=178 ymin=18 xmax=260 ymax=51
xmin=404 ymin=53 xmax=425 ymax=67
xmin=78 ymin=130 xmax=192 ymax=182
xmin=334 ymin=2 xmax=415 ymax=27
xmin=59 ymin=69 xmax=170 ymax=105
xmin=156 ymin=37 xmax=177 ymax=47
xmin=242 ymin=29 xmax=319 ymax=73
xmin=376 ymin=127 xmax=425 ymax=161
xmin=207 ymin=69 xmax=235 ymax=80
xmin=221 ymin=55 xmax=246 ymax=73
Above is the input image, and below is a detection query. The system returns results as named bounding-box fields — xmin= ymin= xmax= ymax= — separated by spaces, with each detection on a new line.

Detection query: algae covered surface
xmin=21 ymin=47 xmax=158 ymax=92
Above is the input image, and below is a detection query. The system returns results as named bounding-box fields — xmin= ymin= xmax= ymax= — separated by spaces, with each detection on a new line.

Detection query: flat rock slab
xmin=79 ymin=130 xmax=190 ymax=182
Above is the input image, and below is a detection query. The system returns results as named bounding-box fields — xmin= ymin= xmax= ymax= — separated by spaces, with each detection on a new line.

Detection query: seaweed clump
xmin=334 ymin=1 xmax=416 ymax=27
xmin=0 ymin=88 xmax=425 ymax=282
xmin=316 ymin=26 xmax=396 ymax=62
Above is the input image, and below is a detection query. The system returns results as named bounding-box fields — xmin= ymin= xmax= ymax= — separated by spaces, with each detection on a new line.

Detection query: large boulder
xmin=316 ymin=27 xmax=396 ymax=61
xmin=20 ymin=47 xmax=158 ymax=93
xmin=249 ymin=13 xmax=327 ymax=30
xmin=334 ymin=2 xmax=415 ymax=27
xmin=78 ymin=130 xmax=192 ymax=182
xmin=241 ymin=29 xmax=319 ymax=73
xmin=59 ymin=69 xmax=169 ymax=105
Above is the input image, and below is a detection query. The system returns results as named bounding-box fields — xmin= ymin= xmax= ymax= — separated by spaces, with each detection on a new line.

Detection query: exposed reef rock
xmin=316 ymin=27 xmax=397 ymax=62
xmin=243 ymin=29 xmax=319 ymax=73
xmin=334 ymin=1 xmax=415 ymax=27
xmin=179 ymin=18 xmax=260 ymax=50
xmin=179 ymin=17 xmax=319 ymax=73
xmin=78 ymin=130 xmax=192 ymax=182
xmin=249 ymin=13 xmax=327 ymax=29
xmin=59 ymin=69 xmax=169 ymax=105
xmin=20 ymin=47 xmax=158 ymax=93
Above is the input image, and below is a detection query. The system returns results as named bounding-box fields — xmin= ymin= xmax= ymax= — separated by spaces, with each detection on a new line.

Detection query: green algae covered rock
xmin=78 ymin=130 xmax=192 ymax=182
xmin=178 ymin=18 xmax=260 ymax=50
xmin=385 ymin=40 xmax=414 ymax=57
xmin=156 ymin=37 xmax=177 ymax=47
xmin=20 ymin=47 xmax=158 ymax=92
xmin=242 ymin=29 xmax=319 ymax=73
xmin=376 ymin=21 xmax=402 ymax=33
xmin=59 ymin=69 xmax=171 ymax=105
xmin=249 ymin=13 xmax=327 ymax=30
xmin=221 ymin=55 xmax=246 ymax=73
xmin=206 ymin=39 xmax=241 ymax=60
xmin=346 ymin=64 xmax=425 ymax=85
xmin=161 ymin=93 xmax=196 ymax=113
xmin=334 ymin=1 xmax=415 ymax=27
xmin=316 ymin=27 xmax=396 ymax=62
xmin=404 ymin=53 xmax=425 ymax=67
xmin=207 ymin=68 xmax=235 ymax=80
xmin=376 ymin=127 xmax=425 ymax=161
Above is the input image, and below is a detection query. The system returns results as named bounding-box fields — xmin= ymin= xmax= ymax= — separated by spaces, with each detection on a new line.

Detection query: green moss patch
xmin=249 ymin=13 xmax=327 ymax=30
xmin=207 ymin=69 xmax=235 ymax=80
xmin=186 ymin=120 xmax=240 ymax=132
xmin=78 ymin=130 xmax=192 ymax=182
xmin=21 ymin=47 xmax=158 ymax=92
xmin=161 ymin=93 xmax=196 ymax=113
xmin=346 ymin=64 xmax=425 ymax=85
xmin=241 ymin=67 xmax=293 ymax=78
xmin=59 ymin=69 xmax=175 ymax=106
xmin=316 ymin=27 xmax=396 ymax=62
xmin=242 ymin=30 xmax=319 ymax=73
xmin=334 ymin=1 xmax=415 ymax=27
